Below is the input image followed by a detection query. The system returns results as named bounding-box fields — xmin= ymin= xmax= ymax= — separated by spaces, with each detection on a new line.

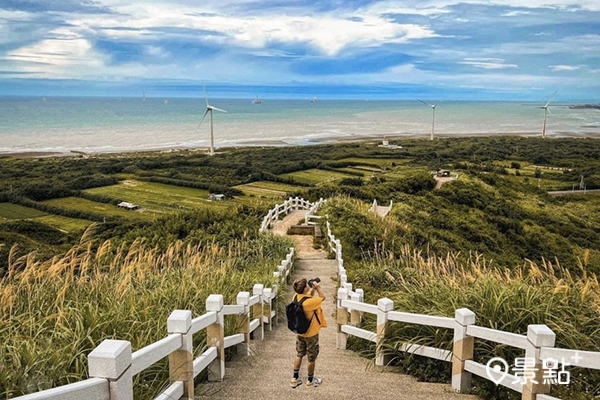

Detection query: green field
xmin=279 ymin=169 xmax=354 ymax=185
xmin=0 ymin=203 xmax=48 ymax=220
xmin=36 ymin=215 xmax=94 ymax=233
xmin=43 ymin=197 xmax=155 ymax=220
xmin=234 ymin=181 xmax=300 ymax=198
xmin=337 ymin=157 xmax=411 ymax=168
xmin=84 ymin=180 xmax=224 ymax=213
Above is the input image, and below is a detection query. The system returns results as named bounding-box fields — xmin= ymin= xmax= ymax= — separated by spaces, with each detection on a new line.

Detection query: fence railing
xmin=324 ymin=219 xmax=600 ymax=400
xmin=14 ymin=242 xmax=296 ymax=400
xmin=259 ymin=196 xmax=320 ymax=232
xmin=368 ymin=199 xmax=393 ymax=217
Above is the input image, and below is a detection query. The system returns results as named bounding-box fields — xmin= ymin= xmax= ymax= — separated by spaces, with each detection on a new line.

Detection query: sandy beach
xmin=2 ymin=130 xmax=600 ymax=160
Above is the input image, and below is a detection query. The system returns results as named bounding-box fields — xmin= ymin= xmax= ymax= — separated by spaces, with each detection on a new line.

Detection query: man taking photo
xmin=290 ymin=277 xmax=327 ymax=388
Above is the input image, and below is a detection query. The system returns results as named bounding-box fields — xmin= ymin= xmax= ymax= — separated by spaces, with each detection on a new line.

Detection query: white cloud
xmin=412 ymin=0 xmax=600 ymax=12
xmin=5 ymin=27 xmax=108 ymax=78
xmin=458 ymin=58 xmax=518 ymax=69
xmin=83 ymin=6 xmax=439 ymax=56
xmin=549 ymin=65 xmax=580 ymax=71
xmin=502 ymin=10 xmax=531 ymax=16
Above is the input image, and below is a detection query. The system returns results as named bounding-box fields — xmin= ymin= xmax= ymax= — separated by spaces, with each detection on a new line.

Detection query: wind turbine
xmin=540 ymin=91 xmax=557 ymax=139
xmin=198 ymin=83 xmax=227 ymax=156
xmin=418 ymin=99 xmax=441 ymax=140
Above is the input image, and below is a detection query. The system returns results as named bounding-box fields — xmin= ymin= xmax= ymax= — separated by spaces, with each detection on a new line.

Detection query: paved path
xmin=196 ymin=210 xmax=478 ymax=399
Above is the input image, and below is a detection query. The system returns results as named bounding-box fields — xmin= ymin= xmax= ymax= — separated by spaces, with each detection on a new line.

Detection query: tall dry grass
xmin=347 ymin=242 xmax=600 ymax=398
xmin=326 ymin=196 xmax=600 ymax=398
xmin=0 ymin=231 xmax=292 ymax=398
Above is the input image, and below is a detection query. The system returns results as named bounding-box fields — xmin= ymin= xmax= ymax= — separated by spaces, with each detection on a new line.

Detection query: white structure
xmin=378 ymin=140 xmax=402 ymax=149
xmin=117 ymin=202 xmax=139 ymax=210
xmin=541 ymin=91 xmax=557 ymax=139
xmin=199 ymin=83 xmax=228 ymax=156
xmin=258 ymin=197 xmax=324 ymax=233
xmin=418 ymin=99 xmax=442 ymax=140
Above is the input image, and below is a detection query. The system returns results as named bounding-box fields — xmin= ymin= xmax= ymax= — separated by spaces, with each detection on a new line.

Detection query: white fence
xmin=325 ymin=220 xmax=600 ymax=400
xmin=14 ymin=245 xmax=296 ymax=400
xmin=259 ymin=197 xmax=322 ymax=232
xmin=367 ymin=199 xmax=393 ymax=217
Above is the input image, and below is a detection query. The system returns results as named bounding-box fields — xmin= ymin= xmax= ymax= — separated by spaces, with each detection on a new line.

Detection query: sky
xmin=1 ymin=0 xmax=599 ymax=100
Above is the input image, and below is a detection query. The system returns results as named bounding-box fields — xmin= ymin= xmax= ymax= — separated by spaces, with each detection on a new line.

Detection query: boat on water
xmin=311 ymin=96 xmax=317 ymax=103
xmin=252 ymin=96 xmax=262 ymax=104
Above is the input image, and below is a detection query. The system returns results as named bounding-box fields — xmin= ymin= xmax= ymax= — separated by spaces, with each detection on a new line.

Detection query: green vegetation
xmin=0 ymin=208 xmax=293 ymax=398
xmin=280 ymin=168 xmax=355 ymax=185
xmin=324 ymin=196 xmax=600 ymax=399
xmin=2 ymin=136 xmax=600 ymax=398
xmin=0 ymin=203 xmax=47 ymax=220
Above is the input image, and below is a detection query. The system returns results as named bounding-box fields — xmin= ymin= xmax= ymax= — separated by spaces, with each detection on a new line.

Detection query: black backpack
xmin=286 ymin=296 xmax=313 ymax=334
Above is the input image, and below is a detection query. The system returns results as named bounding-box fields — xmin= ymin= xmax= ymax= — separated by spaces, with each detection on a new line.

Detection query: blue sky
xmin=1 ymin=0 xmax=599 ymax=100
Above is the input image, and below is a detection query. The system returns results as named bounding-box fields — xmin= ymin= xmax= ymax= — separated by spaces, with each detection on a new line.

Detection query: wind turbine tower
xmin=541 ymin=92 xmax=557 ymax=139
xmin=418 ymin=100 xmax=441 ymax=140
xmin=199 ymin=84 xmax=227 ymax=156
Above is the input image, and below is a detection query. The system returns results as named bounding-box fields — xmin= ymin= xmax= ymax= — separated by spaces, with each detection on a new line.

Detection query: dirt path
xmin=196 ymin=210 xmax=479 ymax=400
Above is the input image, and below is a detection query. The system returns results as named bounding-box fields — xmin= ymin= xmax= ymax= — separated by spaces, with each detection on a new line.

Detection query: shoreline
xmin=2 ymin=131 xmax=600 ymax=159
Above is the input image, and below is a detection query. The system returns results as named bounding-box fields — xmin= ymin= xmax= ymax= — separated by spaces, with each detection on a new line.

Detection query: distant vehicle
xmin=252 ymin=96 xmax=262 ymax=104
xmin=311 ymin=96 xmax=317 ymax=103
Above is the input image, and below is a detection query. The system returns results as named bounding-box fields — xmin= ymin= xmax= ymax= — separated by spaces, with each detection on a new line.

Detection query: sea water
xmin=0 ymin=97 xmax=598 ymax=154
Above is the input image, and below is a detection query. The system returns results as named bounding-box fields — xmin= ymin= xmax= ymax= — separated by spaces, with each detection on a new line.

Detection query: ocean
xmin=1 ymin=97 xmax=599 ymax=155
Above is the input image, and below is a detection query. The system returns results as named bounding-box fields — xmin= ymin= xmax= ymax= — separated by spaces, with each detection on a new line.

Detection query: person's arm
xmin=312 ymin=282 xmax=325 ymax=301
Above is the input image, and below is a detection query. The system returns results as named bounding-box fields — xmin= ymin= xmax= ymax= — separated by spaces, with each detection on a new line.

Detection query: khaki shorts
xmin=296 ymin=334 xmax=319 ymax=362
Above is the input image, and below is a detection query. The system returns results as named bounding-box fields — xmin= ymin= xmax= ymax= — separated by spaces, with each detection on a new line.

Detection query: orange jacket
xmin=294 ymin=293 xmax=327 ymax=337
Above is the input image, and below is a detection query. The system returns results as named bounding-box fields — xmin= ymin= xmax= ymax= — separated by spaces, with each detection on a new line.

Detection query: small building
xmin=117 ymin=201 xmax=139 ymax=210
xmin=378 ymin=139 xmax=402 ymax=149
xmin=436 ymin=169 xmax=451 ymax=177
xmin=208 ymin=194 xmax=226 ymax=201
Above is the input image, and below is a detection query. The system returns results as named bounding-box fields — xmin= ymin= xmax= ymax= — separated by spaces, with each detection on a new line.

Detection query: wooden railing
xmin=325 ymin=220 xmax=600 ymax=400
xmin=14 ymin=243 xmax=296 ymax=400
xmin=259 ymin=196 xmax=321 ymax=232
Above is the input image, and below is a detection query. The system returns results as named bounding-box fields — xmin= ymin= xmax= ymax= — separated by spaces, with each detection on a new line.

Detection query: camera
xmin=307 ymin=277 xmax=321 ymax=288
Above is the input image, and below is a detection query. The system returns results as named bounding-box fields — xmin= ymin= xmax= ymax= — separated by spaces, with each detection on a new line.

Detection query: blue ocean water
xmin=0 ymin=97 xmax=599 ymax=154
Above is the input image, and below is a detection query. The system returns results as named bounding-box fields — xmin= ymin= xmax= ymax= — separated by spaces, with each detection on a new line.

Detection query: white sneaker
xmin=305 ymin=377 xmax=322 ymax=387
xmin=290 ymin=377 xmax=303 ymax=388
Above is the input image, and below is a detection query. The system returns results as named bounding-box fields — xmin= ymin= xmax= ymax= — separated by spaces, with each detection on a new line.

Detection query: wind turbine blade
xmin=418 ymin=99 xmax=434 ymax=107
xmin=202 ymin=82 xmax=209 ymax=107
xmin=198 ymin=109 xmax=210 ymax=128
xmin=544 ymin=91 xmax=557 ymax=107
xmin=211 ymin=106 xmax=228 ymax=113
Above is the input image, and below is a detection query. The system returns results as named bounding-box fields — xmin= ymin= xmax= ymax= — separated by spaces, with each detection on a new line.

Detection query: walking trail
xmin=196 ymin=210 xmax=479 ymax=400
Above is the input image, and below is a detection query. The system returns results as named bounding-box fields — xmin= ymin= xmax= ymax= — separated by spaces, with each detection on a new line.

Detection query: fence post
xmin=376 ymin=298 xmax=394 ymax=367
xmin=263 ymin=287 xmax=273 ymax=331
xmin=350 ymin=291 xmax=361 ymax=326
xmin=522 ymin=325 xmax=556 ymax=400
xmin=337 ymin=287 xmax=349 ymax=349
xmin=236 ymin=291 xmax=251 ymax=356
xmin=452 ymin=308 xmax=476 ymax=392
xmin=88 ymin=340 xmax=133 ymax=400
xmin=167 ymin=310 xmax=194 ymax=399
xmin=272 ymin=285 xmax=279 ymax=327
xmin=206 ymin=294 xmax=225 ymax=381
xmin=252 ymin=284 xmax=264 ymax=340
